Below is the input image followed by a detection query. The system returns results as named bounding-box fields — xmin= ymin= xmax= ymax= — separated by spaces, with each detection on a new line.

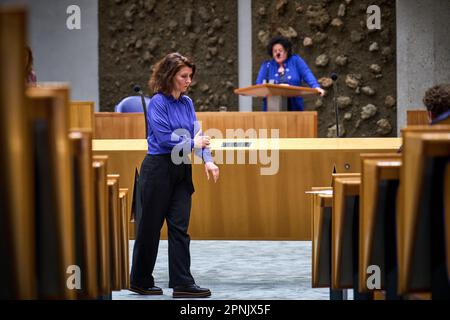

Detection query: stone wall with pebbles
xmin=99 ymin=0 xmax=238 ymax=112
xmin=253 ymin=0 xmax=396 ymax=137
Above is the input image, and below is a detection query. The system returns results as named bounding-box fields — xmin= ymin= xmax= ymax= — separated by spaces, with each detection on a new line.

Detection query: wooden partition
xmin=399 ymin=129 xmax=450 ymax=297
xmin=27 ymin=85 xmax=76 ymax=299
xmin=358 ymin=153 xmax=402 ymax=296
xmin=92 ymin=156 xmax=111 ymax=298
xmin=70 ymin=101 xmax=95 ymax=134
xmin=0 ymin=7 xmax=36 ymax=299
xmin=119 ymin=189 xmax=130 ymax=290
xmin=69 ymin=130 xmax=98 ymax=299
xmin=407 ymin=110 xmax=429 ymax=126
xmin=398 ymin=125 xmax=450 ymax=296
xmin=107 ymin=174 xmax=122 ymax=291
xmin=94 ymin=138 xmax=401 ymax=240
xmin=331 ymin=174 xmax=361 ymax=290
xmin=94 ymin=111 xmax=318 ymax=139
xmin=309 ymin=189 xmax=332 ymax=288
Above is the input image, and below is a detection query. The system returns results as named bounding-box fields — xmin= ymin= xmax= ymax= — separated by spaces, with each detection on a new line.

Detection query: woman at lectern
xmin=130 ymin=52 xmax=219 ymax=298
xmin=256 ymin=35 xmax=325 ymax=111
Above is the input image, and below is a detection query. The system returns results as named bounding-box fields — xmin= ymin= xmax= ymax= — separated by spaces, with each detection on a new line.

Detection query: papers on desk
xmin=305 ymin=190 xmax=333 ymax=195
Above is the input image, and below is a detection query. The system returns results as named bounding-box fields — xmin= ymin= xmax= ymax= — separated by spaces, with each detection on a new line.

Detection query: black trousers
xmin=130 ymin=154 xmax=195 ymax=288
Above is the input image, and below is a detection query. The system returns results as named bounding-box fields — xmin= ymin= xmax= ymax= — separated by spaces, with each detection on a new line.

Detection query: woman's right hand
xmin=194 ymin=135 xmax=211 ymax=149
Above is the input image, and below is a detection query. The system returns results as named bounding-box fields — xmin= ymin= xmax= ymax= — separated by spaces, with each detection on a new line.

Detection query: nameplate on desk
xmin=221 ymin=142 xmax=252 ymax=148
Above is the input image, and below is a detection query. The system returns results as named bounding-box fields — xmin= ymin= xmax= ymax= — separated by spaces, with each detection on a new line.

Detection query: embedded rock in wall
xmin=361 ymin=104 xmax=378 ymax=119
xmin=305 ymin=4 xmax=331 ymax=31
xmin=250 ymin=0 xmax=396 ymax=137
xmin=99 ymin=0 xmax=238 ymax=112
xmin=376 ymin=118 xmax=392 ymax=135
xmin=385 ymin=95 xmax=396 ymax=108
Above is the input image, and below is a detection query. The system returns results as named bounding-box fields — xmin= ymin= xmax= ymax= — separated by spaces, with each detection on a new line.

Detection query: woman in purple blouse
xmin=130 ymin=53 xmax=219 ymax=298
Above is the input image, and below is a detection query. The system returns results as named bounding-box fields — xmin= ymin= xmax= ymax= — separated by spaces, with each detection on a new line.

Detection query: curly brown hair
xmin=148 ymin=52 xmax=196 ymax=96
xmin=423 ymin=84 xmax=450 ymax=119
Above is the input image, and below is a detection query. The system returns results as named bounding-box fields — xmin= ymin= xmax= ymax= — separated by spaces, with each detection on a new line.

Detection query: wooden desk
xmin=93 ymin=138 xmax=401 ymax=240
xmin=93 ymin=111 xmax=318 ymax=139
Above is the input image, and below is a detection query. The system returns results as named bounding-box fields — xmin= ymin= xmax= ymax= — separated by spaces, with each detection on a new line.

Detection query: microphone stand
xmin=134 ymin=85 xmax=149 ymax=139
xmin=331 ymin=74 xmax=340 ymax=138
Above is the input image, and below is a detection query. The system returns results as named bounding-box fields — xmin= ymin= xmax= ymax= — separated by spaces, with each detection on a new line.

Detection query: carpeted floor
xmin=113 ymin=240 xmax=334 ymax=300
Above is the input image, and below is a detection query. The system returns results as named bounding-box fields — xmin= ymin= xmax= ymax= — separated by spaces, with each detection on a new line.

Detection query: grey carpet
xmin=113 ymin=240 xmax=337 ymax=300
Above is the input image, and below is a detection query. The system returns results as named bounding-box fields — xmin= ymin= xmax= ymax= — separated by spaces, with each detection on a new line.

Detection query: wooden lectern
xmin=234 ymin=83 xmax=319 ymax=111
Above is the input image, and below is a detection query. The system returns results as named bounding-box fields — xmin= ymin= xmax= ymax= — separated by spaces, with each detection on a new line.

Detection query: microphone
xmin=330 ymin=73 xmax=340 ymax=138
xmin=133 ymin=84 xmax=149 ymax=139
xmin=264 ymin=62 xmax=270 ymax=84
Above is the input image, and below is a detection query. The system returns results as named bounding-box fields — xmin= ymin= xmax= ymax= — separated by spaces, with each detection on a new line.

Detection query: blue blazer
xmin=256 ymin=54 xmax=320 ymax=111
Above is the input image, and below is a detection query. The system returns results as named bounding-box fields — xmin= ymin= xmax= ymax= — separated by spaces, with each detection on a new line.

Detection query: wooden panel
xmin=399 ymin=130 xmax=450 ymax=294
xmin=332 ymin=176 xmax=361 ymax=289
xmin=93 ymin=111 xmax=318 ymax=139
xmin=95 ymin=113 xmax=145 ymax=139
xmin=358 ymin=156 xmax=401 ymax=293
xmin=407 ymin=110 xmax=429 ymax=126
xmin=107 ymin=175 xmax=121 ymax=291
xmin=70 ymin=101 xmax=94 ymax=134
xmin=92 ymin=156 xmax=111 ymax=297
xmin=69 ymin=130 xmax=98 ymax=299
xmin=0 ymin=7 xmax=36 ymax=299
xmin=27 ymin=85 xmax=76 ymax=299
xmin=119 ymin=188 xmax=130 ymax=290
xmin=93 ymin=138 xmax=400 ymax=240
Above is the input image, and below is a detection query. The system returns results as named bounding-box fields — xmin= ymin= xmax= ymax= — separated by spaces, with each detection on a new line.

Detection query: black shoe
xmin=129 ymin=284 xmax=163 ymax=295
xmin=173 ymin=284 xmax=211 ymax=298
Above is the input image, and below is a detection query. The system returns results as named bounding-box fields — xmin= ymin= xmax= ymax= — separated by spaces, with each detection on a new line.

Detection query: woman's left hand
xmin=316 ymin=87 xmax=326 ymax=97
xmin=204 ymin=162 xmax=219 ymax=183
